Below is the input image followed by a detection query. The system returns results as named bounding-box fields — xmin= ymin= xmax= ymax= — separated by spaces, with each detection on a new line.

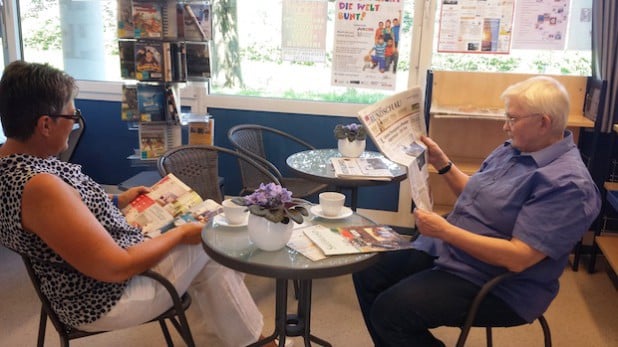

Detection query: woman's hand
xmin=116 ymin=186 xmax=151 ymax=209
xmin=413 ymin=207 xmax=451 ymax=240
xmin=176 ymin=222 xmax=205 ymax=245
xmin=420 ymin=135 xmax=450 ymax=171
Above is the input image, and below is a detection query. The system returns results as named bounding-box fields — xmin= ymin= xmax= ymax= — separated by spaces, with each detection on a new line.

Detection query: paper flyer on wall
xmin=357 ymin=87 xmax=432 ymax=210
xmin=438 ymin=0 xmax=515 ymax=53
xmin=511 ymin=0 xmax=569 ymax=50
xmin=331 ymin=0 xmax=403 ymax=90
xmin=281 ymin=0 xmax=328 ymax=63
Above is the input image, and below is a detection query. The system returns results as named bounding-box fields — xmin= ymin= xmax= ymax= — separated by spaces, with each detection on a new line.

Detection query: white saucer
xmin=214 ymin=213 xmax=248 ymax=227
xmin=310 ymin=205 xmax=353 ymax=220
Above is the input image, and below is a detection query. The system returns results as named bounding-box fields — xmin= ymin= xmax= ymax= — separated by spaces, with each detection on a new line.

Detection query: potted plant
xmin=334 ymin=123 xmax=367 ymax=157
xmin=232 ymin=183 xmax=308 ymax=251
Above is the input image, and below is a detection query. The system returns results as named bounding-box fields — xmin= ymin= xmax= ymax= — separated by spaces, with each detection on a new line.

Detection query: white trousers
xmin=77 ymin=244 xmax=263 ymax=347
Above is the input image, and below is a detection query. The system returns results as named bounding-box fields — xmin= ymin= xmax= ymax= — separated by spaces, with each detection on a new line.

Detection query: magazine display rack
xmin=117 ymin=0 xmax=212 ymax=160
xmin=426 ymin=70 xmax=593 ymax=215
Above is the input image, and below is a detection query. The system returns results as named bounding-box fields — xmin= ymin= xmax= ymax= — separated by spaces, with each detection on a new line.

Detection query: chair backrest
xmin=20 ymin=254 xmax=77 ymax=345
xmin=157 ymin=144 xmax=280 ymax=201
xmin=57 ymin=116 xmax=86 ymax=162
xmin=227 ymin=124 xmax=317 ymax=193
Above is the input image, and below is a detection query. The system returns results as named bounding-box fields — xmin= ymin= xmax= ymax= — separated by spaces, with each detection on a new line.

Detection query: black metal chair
xmin=454 ymin=272 xmax=552 ymax=347
xmin=20 ymin=254 xmax=195 ymax=347
xmin=157 ymin=144 xmax=281 ymax=202
xmin=227 ymin=124 xmax=328 ymax=198
xmin=57 ymin=114 xmax=85 ymax=163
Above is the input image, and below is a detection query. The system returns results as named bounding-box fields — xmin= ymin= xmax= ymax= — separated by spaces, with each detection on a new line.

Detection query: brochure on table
xmin=357 ymin=87 xmax=432 ymax=210
xmin=296 ymin=224 xmax=413 ymax=258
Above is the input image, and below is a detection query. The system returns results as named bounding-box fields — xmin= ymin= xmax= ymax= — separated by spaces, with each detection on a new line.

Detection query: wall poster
xmin=331 ymin=0 xmax=403 ymax=91
xmin=511 ymin=0 xmax=570 ymax=50
xmin=282 ymin=0 xmax=328 ymax=63
xmin=437 ymin=0 xmax=515 ymax=54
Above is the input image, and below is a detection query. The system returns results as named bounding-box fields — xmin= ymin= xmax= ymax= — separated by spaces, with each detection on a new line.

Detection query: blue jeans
xmin=353 ymin=249 xmax=525 ymax=347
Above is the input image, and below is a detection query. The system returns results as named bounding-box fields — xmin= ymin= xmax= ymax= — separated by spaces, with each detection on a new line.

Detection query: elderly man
xmin=353 ymin=76 xmax=601 ymax=347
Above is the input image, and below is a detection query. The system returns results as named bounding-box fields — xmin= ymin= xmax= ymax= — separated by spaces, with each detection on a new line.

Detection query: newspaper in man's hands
xmin=357 ymin=87 xmax=433 ymax=210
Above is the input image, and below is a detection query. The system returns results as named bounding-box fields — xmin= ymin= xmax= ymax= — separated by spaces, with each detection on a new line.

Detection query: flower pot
xmin=338 ymin=139 xmax=366 ymax=158
xmin=247 ymin=214 xmax=294 ymax=251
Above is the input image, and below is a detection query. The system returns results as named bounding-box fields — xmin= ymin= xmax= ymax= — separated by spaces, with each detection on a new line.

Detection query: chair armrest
xmin=139 ymin=269 xmax=186 ymax=311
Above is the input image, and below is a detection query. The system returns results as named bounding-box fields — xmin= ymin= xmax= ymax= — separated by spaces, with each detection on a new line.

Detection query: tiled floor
xmin=1 ymin=244 xmax=617 ymax=346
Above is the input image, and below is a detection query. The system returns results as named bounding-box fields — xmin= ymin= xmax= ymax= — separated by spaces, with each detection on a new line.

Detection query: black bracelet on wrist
xmin=437 ymin=161 xmax=453 ymax=175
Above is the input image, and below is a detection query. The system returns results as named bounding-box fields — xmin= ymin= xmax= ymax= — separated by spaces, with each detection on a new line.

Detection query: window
xmin=209 ymin=0 xmax=415 ymax=104
xmin=430 ymin=0 xmax=592 ymax=76
xmin=5 ymin=0 xmax=593 ymax=108
xmin=19 ymin=0 xmax=119 ymax=81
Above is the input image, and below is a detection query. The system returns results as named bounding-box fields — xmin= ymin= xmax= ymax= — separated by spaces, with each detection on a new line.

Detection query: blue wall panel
xmin=70 ymin=100 xmax=401 ymax=211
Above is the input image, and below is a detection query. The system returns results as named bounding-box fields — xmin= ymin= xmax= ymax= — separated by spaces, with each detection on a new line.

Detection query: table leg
xmin=247 ymin=279 xmax=288 ymax=347
xmin=249 ymin=279 xmax=332 ymax=347
xmin=335 ymin=186 xmax=359 ymax=211
xmin=350 ymin=187 xmax=358 ymax=211
xmin=297 ymin=280 xmax=332 ymax=347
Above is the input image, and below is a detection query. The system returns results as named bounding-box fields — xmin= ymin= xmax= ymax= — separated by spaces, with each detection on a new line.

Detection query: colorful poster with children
xmin=331 ymin=0 xmax=403 ymax=91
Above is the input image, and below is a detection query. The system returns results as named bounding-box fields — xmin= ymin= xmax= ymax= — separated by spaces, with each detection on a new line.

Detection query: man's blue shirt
xmin=420 ymin=131 xmax=600 ymax=321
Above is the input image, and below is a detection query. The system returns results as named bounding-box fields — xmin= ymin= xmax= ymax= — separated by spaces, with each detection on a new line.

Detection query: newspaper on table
xmin=357 ymin=87 xmax=432 ymax=210
xmin=330 ymin=157 xmax=394 ymax=181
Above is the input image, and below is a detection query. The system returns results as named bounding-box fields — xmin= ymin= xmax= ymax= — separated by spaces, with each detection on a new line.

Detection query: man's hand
xmin=420 ymin=135 xmax=450 ymax=171
xmin=413 ymin=207 xmax=450 ymax=239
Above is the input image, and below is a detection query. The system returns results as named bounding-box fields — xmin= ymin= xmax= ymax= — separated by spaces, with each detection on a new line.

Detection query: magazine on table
xmin=357 ymin=87 xmax=433 ymax=210
xmin=299 ymin=224 xmax=413 ymax=257
xmin=330 ymin=157 xmax=394 ymax=181
xmin=122 ymin=173 xmax=222 ymax=237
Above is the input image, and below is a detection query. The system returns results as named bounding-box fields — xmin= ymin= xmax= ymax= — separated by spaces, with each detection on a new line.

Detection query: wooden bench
xmin=596 ymin=235 xmax=618 ymax=289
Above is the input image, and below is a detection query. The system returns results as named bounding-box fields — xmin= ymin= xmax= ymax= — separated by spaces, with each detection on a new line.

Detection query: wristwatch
xmin=437 ymin=161 xmax=453 ymax=175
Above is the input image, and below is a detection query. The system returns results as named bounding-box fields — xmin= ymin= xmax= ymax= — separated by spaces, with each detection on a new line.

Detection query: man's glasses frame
xmin=504 ymin=113 xmax=541 ymax=127
xmin=48 ymin=109 xmax=82 ymax=123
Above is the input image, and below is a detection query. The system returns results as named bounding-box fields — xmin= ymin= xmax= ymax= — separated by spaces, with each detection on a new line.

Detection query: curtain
xmin=591 ymin=0 xmax=618 ymax=133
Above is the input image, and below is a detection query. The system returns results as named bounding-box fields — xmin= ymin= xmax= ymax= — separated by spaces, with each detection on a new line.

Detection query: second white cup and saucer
xmin=310 ymin=192 xmax=353 ymax=219
xmin=215 ymin=199 xmax=250 ymax=227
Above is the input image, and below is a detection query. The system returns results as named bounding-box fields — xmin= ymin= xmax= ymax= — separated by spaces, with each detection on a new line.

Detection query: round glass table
xmin=286 ymin=149 xmax=407 ymax=210
xmin=201 ymin=210 xmax=380 ymax=347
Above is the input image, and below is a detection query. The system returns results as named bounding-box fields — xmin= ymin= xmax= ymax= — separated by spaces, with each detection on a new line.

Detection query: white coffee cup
xmin=222 ymin=199 xmax=248 ymax=225
xmin=319 ymin=192 xmax=346 ymax=217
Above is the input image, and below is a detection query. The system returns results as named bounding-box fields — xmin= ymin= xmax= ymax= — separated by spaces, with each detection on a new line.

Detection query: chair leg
xmin=158 ymin=319 xmax=175 ymax=346
xmin=485 ymin=327 xmax=493 ymax=347
xmin=571 ymin=239 xmax=582 ymax=271
xmin=538 ymin=316 xmax=552 ymax=347
xmin=37 ymin=308 xmax=47 ymax=347
xmin=169 ymin=311 xmax=196 ymax=347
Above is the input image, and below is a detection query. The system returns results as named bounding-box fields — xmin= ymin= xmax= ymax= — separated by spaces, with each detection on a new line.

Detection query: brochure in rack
xmin=122 ymin=173 xmax=222 ymax=237
xmin=330 ymin=157 xmax=394 ymax=181
xmin=357 ymin=87 xmax=433 ymax=210
xmin=301 ymin=224 xmax=413 ymax=256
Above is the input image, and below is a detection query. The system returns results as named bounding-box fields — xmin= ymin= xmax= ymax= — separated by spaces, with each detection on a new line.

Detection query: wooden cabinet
xmin=426 ymin=71 xmax=594 ymax=215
